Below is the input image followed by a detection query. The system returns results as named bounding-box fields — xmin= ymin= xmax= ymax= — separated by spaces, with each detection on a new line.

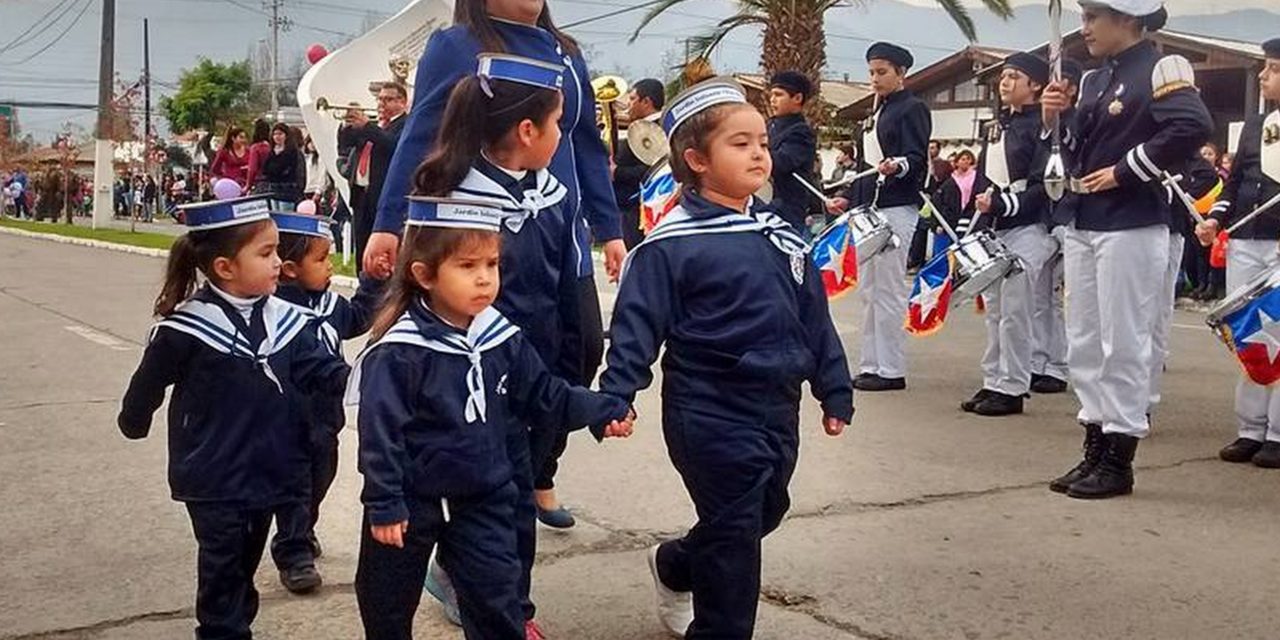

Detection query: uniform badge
xmin=1108 ymin=99 xmax=1124 ymax=116
xmin=790 ymin=253 xmax=806 ymax=285
xmin=985 ymin=121 xmax=1002 ymax=144
xmin=496 ymin=374 xmax=508 ymax=396
xmin=1265 ymin=123 xmax=1280 ymax=146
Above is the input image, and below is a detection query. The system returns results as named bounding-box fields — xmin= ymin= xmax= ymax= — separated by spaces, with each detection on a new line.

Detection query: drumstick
xmin=962 ymin=187 xmax=996 ymax=240
xmin=1159 ymin=172 xmax=1206 ymax=226
xmin=793 ymin=173 xmax=837 ymax=208
xmin=1225 ymin=191 xmax=1280 ymax=236
xmin=919 ymin=190 xmax=959 ymax=243
xmin=823 ymin=166 xmax=880 ymax=192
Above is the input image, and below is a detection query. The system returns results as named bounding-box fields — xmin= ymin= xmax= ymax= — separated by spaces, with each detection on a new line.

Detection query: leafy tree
xmin=160 ymin=59 xmax=255 ymax=135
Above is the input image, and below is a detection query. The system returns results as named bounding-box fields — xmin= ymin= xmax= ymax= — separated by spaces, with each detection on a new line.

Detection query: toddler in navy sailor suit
xmin=265 ymin=211 xmax=385 ymax=594
xmin=117 ymin=195 xmax=351 ymax=640
xmin=348 ymin=196 xmax=633 ymax=640
xmin=600 ymin=78 xmax=854 ymax=639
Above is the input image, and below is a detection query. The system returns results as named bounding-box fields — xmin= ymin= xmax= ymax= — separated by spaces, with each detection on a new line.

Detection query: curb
xmin=0 ymin=224 xmax=360 ymax=290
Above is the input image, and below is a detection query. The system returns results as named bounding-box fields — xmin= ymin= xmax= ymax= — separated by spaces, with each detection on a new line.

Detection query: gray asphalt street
xmin=2 ymin=232 xmax=1277 ymax=640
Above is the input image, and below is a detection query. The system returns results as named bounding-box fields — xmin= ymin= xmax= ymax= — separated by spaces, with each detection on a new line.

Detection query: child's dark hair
xmin=668 ymin=102 xmax=757 ymax=187
xmin=411 ymin=76 xmax=561 ymax=197
xmin=368 ymin=226 xmax=502 ymax=340
xmin=277 ymin=230 xmax=327 ymax=265
xmin=155 ymin=220 xmax=273 ymax=317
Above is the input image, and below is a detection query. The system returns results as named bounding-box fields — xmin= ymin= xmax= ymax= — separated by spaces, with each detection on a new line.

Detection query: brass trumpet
xmin=314 ymin=97 xmax=380 ymax=120
xmin=592 ymin=75 xmax=628 ymax=157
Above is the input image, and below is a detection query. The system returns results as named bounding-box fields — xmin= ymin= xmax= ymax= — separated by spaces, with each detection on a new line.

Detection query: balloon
xmin=296 ymin=199 xmax=317 ymax=215
xmin=212 ymin=178 xmax=242 ymax=200
xmin=306 ymin=44 xmax=329 ymax=65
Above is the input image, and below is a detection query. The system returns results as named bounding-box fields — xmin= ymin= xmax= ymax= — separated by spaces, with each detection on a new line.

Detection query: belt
xmin=1068 ymin=178 xmax=1089 ymax=195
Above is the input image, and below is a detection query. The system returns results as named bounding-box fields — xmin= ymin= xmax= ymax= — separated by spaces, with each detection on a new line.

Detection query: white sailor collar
xmin=453 ymin=164 xmax=567 ymax=234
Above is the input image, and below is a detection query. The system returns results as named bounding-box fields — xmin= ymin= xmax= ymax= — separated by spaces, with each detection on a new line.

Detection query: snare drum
xmin=845 ymin=205 xmax=896 ymax=265
xmin=949 ymin=230 xmax=1021 ymax=305
xmin=1206 ymin=265 xmax=1280 ymax=346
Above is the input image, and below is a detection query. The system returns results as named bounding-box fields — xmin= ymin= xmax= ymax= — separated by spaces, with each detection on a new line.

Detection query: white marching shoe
xmin=647 ymin=544 xmax=693 ymax=638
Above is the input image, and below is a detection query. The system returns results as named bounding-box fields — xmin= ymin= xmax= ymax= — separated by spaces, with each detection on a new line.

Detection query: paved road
xmin=1 ymin=232 xmax=1278 ymax=640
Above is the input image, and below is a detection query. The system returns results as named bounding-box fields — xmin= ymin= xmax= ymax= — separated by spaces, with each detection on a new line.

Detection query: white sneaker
xmin=647 ymin=544 xmax=693 ymax=638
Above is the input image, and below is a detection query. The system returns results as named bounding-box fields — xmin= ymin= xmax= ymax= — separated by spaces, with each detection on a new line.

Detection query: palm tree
xmin=632 ymin=0 xmax=1014 ymax=115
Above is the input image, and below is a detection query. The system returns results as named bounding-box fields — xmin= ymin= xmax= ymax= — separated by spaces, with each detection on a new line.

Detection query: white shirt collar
xmin=480 ymin=151 xmax=528 ymax=182
xmin=209 ymin=284 xmax=261 ymax=322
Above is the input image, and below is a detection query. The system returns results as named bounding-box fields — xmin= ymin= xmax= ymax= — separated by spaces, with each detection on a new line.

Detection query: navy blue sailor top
xmin=350 ymin=301 xmax=630 ymax=526
xmin=1208 ymin=112 xmax=1280 ymax=240
xmin=1058 ymin=40 xmax=1213 ymax=231
xmin=600 ymin=191 xmax=855 ymax=423
xmin=118 ymin=286 xmax=351 ymax=506
xmin=973 ymin=107 xmax=1052 ymax=231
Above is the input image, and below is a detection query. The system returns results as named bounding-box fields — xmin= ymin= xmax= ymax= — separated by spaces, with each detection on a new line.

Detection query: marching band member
xmin=600 ymin=79 xmax=853 ymax=638
xmin=349 ymin=197 xmax=632 ymax=640
xmin=613 ymin=78 xmax=666 ymax=249
xmin=767 ymin=70 xmax=819 ymax=235
xmin=1195 ymin=37 xmax=1280 ymax=468
xmin=1031 ymin=60 xmax=1083 ymax=395
xmin=960 ymin=53 xmax=1058 ymax=417
xmin=117 ymin=197 xmax=351 ymax=640
xmin=1042 ymin=0 xmax=1212 ymax=499
xmin=829 ymin=42 xmax=932 ymax=392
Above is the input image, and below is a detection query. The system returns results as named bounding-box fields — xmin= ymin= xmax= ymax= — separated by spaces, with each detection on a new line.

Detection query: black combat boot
xmin=1030 ymin=374 xmax=1068 ymax=394
xmin=973 ymin=391 xmax=1024 ymax=416
xmin=1251 ymin=441 xmax=1280 ymax=468
xmin=1219 ymin=438 xmax=1263 ymax=463
xmin=1067 ymin=433 xmax=1139 ymax=500
xmin=961 ymin=389 xmax=995 ymax=412
xmin=1049 ymin=423 xmax=1104 ymax=494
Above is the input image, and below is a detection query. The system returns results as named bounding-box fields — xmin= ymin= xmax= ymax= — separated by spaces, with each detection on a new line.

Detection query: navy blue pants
xmin=271 ymin=437 xmax=339 ymax=570
xmin=355 ymin=483 xmax=524 ymax=640
xmin=654 ymin=399 xmax=800 ymax=640
xmin=507 ymin=424 xmax=538 ymax=621
xmin=186 ymin=503 xmax=273 ymax=640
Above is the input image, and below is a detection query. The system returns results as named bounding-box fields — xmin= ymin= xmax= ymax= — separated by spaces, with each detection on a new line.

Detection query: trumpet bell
xmin=592 ymin=75 xmax=629 ymax=104
xmin=626 ymin=119 xmax=668 ymax=166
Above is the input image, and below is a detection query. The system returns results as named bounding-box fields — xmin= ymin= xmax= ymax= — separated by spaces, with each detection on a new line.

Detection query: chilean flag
xmin=812 ymin=217 xmax=859 ymax=298
xmin=905 ymin=252 xmax=954 ymax=336
xmin=640 ymin=163 xmax=679 ymax=235
xmin=1220 ymin=287 xmax=1280 ymax=385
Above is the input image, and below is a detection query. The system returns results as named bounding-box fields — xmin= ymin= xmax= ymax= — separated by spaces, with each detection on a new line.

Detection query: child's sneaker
xmin=525 ymin=619 xmax=547 ymax=640
xmin=423 ymin=558 xmax=461 ymax=626
xmin=647 ymin=544 xmax=692 ymax=638
xmin=279 ymin=564 xmax=322 ymax=594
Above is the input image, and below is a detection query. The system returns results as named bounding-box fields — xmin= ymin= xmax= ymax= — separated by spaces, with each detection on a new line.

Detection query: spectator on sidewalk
xmin=210 ymin=126 xmax=251 ymax=189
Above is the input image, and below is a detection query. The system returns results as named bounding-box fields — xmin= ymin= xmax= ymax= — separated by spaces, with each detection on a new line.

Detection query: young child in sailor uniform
xmin=348 ymin=196 xmax=633 ymax=640
xmin=599 ymin=78 xmax=855 ymax=639
xmin=117 ymin=195 xmax=351 ymax=640
xmin=266 ymin=212 xmax=384 ymax=594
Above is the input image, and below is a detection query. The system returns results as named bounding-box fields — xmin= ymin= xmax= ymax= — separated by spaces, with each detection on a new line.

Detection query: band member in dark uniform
xmin=767 ymin=70 xmax=819 ymax=235
xmin=613 ymin=78 xmax=665 ymax=249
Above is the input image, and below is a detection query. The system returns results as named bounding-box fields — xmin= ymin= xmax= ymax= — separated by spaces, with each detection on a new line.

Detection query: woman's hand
xmin=603 ymin=239 xmax=627 ymax=283
xmin=363 ymin=232 xmax=401 ymax=279
xmin=371 ymin=521 xmax=408 ymax=548
xmin=823 ymin=416 xmax=847 ymax=437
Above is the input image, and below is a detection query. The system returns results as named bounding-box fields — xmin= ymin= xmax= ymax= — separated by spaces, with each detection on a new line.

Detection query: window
xmin=934 ymin=88 xmax=952 ymax=104
xmin=953 ymin=79 xmax=978 ymax=102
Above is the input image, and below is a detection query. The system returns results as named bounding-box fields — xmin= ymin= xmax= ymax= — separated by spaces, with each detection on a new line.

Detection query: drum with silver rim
xmin=949 ymin=230 xmax=1022 ymax=305
xmin=1206 ymin=265 xmax=1280 ymax=346
xmin=845 ymin=205 xmax=895 ymax=265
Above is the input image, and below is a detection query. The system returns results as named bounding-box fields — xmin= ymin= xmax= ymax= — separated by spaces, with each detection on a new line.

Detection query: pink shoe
xmin=525 ymin=619 xmax=547 ymax=640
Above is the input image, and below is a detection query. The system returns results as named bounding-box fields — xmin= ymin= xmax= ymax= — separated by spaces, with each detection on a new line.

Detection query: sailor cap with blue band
xmin=1077 ymin=0 xmax=1161 ymax=17
xmin=477 ymin=53 xmax=565 ymax=92
xmin=271 ymin=212 xmax=333 ymax=239
xmin=406 ymin=196 xmax=507 ymax=232
xmin=178 ymin=195 xmax=272 ymax=231
xmin=661 ymin=78 xmax=748 ymax=137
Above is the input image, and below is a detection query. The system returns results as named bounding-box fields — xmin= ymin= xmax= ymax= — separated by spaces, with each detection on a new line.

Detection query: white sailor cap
xmin=661 ymin=77 xmax=748 ymax=137
xmin=1078 ymin=0 xmax=1162 ymax=17
xmin=406 ymin=196 xmax=507 ymax=232
xmin=271 ymin=212 xmax=333 ymax=239
xmin=179 ymin=195 xmax=272 ymax=231
xmin=477 ymin=53 xmax=565 ymax=92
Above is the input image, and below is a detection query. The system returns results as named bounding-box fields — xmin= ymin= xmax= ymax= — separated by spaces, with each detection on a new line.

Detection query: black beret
xmin=1265 ymin=38 xmax=1280 ymax=59
xmin=1004 ymin=52 xmax=1050 ymax=86
xmin=769 ymin=71 xmax=813 ymax=99
xmin=866 ymin=42 xmax=914 ymax=69
xmin=1063 ymin=59 xmax=1084 ymax=86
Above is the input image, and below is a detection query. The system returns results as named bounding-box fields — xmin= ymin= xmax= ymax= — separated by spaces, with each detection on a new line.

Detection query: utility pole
xmin=143 ymin=18 xmax=151 ymax=180
xmin=266 ymin=0 xmax=284 ymax=119
xmin=91 ymin=0 xmax=116 ymax=229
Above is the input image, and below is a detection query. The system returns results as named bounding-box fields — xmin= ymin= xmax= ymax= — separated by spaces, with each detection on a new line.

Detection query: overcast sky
xmin=1 ymin=0 xmax=1276 ymax=141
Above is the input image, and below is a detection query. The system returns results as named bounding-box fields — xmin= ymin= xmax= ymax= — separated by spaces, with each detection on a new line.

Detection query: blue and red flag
xmin=1219 ymin=286 xmax=1280 ymax=385
xmin=812 ymin=217 xmax=859 ymax=298
xmin=640 ymin=163 xmax=679 ymax=235
xmin=905 ymin=251 xmax=954 ymax=336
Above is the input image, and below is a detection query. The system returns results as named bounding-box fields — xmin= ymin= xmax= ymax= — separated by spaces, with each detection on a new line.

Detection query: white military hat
xmin=1077 ymin=0 xmax=1162 ymax=16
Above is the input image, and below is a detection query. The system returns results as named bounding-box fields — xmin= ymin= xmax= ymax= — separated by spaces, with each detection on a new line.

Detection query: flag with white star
xmin=640 ymin=163 xmax=679 ymax=235
xmin=812 ymin=214 xmax=860 ymax=298
xmin=1221 ymin=288 xmax=1280 ymax=385
xmin=905 ymin=251 xmax=954 ymax=337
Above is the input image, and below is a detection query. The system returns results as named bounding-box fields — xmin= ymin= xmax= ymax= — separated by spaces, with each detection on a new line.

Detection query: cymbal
xmin=626 ymin=119 xmax=669 ymax=166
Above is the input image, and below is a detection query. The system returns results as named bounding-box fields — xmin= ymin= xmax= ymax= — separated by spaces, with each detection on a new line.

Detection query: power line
xmin=562 ymin=0 xmax=668 ymax=29
xmin=0 ymin=0 xmax=76 ymax=55
xmin=13 ymin=0 xmax=95 ymax=65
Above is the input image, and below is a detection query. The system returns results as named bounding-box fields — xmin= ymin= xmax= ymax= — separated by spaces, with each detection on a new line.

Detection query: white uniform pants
xmin=1031 ymin=226 xmax=1068 ymax=381
xmin=981 ymin=225 xmax=1058 ymax=396
xmin=1227 ymin=239 xmax=1280 ymax=443
xmin=858 ymin=205 xmax=919 ymax=379
xmin=1147 ymin=232 xmax=1185 ymax=409
xmin=1064 ymin=223 xmax=1168 ymax=438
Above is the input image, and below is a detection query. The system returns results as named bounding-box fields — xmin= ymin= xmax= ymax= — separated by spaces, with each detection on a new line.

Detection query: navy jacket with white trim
xmin=1208 ymin=112 xmax=1280 ymax=240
